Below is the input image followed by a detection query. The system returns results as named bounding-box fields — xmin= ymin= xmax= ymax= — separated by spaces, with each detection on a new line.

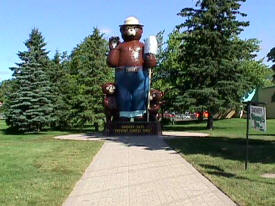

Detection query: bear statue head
xmin=150 ymin=89 xmax=164 ymax=102
xmin=120 ymin=16 xmax=143 ymax=42
xmin=102 ymin=83 xmax=116 ymax=95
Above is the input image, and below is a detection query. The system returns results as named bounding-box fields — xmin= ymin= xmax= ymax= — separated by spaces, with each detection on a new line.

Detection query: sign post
xmin=245 ymin=102 xmax=250 ymax=170
xmin=244 ymin=101 xmax=266 ymax=170
xmin=250 ymin=105 xmax=266 ymax=132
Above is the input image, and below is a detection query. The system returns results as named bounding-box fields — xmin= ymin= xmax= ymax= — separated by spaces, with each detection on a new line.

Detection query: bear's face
xmin=150 ymin=89 xmax=164 ymax=102
xmin=106 ymin=84 xmax=115 ymax=94
xmin=120 ymin=25 xmax=143 ymax=42
xmin=102 ymin=83 xmax=116 ymax=95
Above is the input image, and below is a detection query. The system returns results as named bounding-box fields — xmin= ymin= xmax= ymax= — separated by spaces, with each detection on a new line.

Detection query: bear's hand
xmin=144 ymin=53 xmax=157 ymax=68
xmin=109 ymin=37 xmax=120 ymax=49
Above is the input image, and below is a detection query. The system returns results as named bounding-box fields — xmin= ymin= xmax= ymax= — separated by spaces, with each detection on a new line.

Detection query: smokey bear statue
xmin=107 ymin=16 xmax=157 ymax=121
xmin=101 ymin=83 xmax=119 ymax=124
xmin=149 ymin=89 xmax=164 ymax=121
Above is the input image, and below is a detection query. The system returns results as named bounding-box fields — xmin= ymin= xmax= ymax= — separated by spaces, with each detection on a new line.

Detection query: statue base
xmin=104 ymin=121 xmax=162 ymax=136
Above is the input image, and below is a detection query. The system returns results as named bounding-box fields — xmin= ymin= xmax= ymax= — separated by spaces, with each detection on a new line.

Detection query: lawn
xmin=165 ymin=118 xmax=275 ymax=206
xmin=0 ymin=120 xmax=103 ymax=206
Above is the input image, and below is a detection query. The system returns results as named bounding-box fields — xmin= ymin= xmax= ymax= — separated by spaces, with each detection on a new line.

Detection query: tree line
xmin=1 ymin=28 xmax=112 ymax=132
xmin=0 ymin=0 xmax=274 ymax=132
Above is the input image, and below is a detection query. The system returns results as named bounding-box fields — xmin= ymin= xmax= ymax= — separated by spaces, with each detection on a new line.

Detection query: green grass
xmin=165 ymin=118 xmax=275 ymax=206
xmin=0 ymin=120 xmax=103 ymax=206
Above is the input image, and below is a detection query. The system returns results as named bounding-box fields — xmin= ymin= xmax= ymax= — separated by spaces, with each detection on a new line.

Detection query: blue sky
xmin=1 ymin=0 xmax=274 ymax=81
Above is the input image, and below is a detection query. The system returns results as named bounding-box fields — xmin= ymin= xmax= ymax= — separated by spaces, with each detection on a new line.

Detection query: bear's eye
xmin=125 ymin=26 xmax=134 ymax=30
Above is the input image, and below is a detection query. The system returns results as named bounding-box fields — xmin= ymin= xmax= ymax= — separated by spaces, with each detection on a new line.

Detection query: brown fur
xmin=101 ymin=83 xmax=119 ymax=123
xmin=149 ymin=89 xmax=164 ymax=121
xmin=107 ymin=25 xmax=157 ymax=68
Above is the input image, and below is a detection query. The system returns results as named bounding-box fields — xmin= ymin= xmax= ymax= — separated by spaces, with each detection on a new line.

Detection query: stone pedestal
xmin=104 ymin=121 xmax=162 ymax=136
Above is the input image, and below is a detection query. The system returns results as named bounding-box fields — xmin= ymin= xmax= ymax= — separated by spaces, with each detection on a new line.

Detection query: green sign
xmin=250 ymin=105 xmax=266 ymax=132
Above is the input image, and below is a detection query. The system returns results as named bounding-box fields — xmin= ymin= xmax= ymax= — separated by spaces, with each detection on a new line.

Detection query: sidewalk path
xmin=56 ymin=134 xmax=235 ymax=206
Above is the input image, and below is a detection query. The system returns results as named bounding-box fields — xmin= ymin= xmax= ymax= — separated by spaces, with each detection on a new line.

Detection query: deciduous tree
xmin=267 ymin=47 xmax=275 ymax=83
xmin=152 ymin=30 xmax=183 ymax=113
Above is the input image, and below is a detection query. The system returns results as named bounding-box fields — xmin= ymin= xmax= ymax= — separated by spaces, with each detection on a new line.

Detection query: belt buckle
xmin=127 ymin=67 xmax=136 ymax=72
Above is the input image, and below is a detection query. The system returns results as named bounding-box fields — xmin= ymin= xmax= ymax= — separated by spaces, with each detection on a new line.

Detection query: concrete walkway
xmin=56 ymin=134 xmax=235 ymax=206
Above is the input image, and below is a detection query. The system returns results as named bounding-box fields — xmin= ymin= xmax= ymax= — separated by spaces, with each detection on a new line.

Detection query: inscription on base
xmin=106 ymin=122 xmax=161 ymax=136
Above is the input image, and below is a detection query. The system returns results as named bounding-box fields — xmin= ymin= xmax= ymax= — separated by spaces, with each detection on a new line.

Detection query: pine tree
xmin=175 ymin=0 xmax=252 ymax=129
xmin=68 ymin=28 xmax=113 ymax=128
xmin=46 ymin=51 xmax=70 ymax=128
xmin=5 ymin=29 xmax=53 ymax=132
xmin=0 ymin=81 xmax=5 ymax=102
xmin=0 ymin=80 xmax=15 ymax=113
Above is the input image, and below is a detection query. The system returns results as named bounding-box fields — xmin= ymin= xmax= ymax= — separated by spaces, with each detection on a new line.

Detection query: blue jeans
xmin=115 ymin=69 xmax=149 ymax=118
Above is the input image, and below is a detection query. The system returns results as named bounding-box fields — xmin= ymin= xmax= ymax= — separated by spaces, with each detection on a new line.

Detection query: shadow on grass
xmin=174 ymin=120 xmax=207 ymax=125
xmin=56 ymin=127 xmax=97 ymax=133
xmin=199 ymin=164 xmax=275 ymax=185
xmin=166 ymin=136 xmax=275 ymax=164
xmin=199 ymin=164 xmax=224 ymax=172
xmin=251 ymin=134 xmax=275 ymax=137
xmin=164 ymin=126 xmax=208 ymax=131
xmin=163 ymin=121 xmax=228 ymax=131
xmin=200 ymin=164 xmax=241 ymax=178
xmin=2 ymin=127 xmax=23 ymax=135
xmin=2 ymin=127 xmax=97 ymax=135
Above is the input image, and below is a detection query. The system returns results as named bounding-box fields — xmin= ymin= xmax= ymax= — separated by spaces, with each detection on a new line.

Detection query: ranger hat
xmin=120 ymin=16 xmax=143 ymax=27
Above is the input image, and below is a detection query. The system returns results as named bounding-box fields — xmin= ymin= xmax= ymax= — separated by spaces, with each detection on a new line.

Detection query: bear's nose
xmin=127 ymin=28 xmax=136 ymax=36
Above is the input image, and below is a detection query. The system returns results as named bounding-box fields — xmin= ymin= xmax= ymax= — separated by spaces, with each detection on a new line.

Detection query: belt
xmin=116 ymin=66 xmax=143 ymax=72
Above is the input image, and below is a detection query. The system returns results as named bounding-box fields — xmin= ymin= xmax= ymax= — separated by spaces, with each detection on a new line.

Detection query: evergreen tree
xmin=47 ymin=51 xmax=71 ymax=128
xmin=267 ymin=47 xmax=275 ymax=83
xmin=68 ymin=28 xmax=113 ymax=128
xmin=0 ymin=80 xmax=15 ymax=113
xmin=50 ymin=51 xmax=79 ymax=129
xmin=175 ymin=0 xmax=253 ymax=129
xmin=5 ymin=29 xmax=53 ymax=132
xmin=0 ymin=81 xmax=4 ymax=102
xmin=0 ymin=81 xmax=6 ymax=113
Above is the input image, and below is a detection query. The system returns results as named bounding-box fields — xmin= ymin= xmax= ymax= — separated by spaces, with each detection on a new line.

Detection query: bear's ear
xmin=101 ymin=83 xmax=106 ymax=93
xmin=120 ymin=26 xmax=127 ymax=41
xmin=101 ymin=83 xmax=110 ymax=94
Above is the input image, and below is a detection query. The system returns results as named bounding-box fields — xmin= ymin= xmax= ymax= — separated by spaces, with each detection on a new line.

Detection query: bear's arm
xmin=107 ymin=45 xmax=120 ymax=67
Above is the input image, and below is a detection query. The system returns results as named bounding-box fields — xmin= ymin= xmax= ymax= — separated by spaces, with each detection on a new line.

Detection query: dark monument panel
xmin=105 ymin=122 xmax=161 ymax=136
